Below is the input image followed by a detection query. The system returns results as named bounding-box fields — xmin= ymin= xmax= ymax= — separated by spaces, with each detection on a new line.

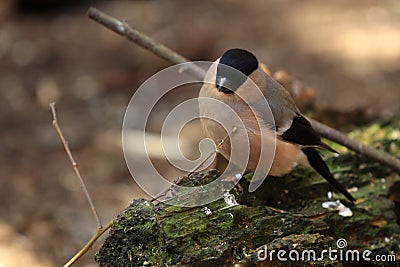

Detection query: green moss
xmin=95 ymin=199 xmax=171 ymax=266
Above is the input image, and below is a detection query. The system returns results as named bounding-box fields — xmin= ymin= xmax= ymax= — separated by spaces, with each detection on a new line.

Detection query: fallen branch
xmin=310 ymin=119 xmax=400 ymax=173
xmin=87 ymin=7 xmax=400 ymax=174
xmin=87 ymin=7 xmax=204 ymax=79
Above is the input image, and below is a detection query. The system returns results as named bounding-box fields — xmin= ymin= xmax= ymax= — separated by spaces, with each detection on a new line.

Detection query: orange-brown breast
xmin=199 ymin=82 xmax=302 ymax=176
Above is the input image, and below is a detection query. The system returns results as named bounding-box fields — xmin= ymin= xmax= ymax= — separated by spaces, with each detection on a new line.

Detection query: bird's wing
xmin=251 ymin=71 xmax=335 ymax=152
xmin=280 ymin=114 xmax=338 ymax=153
xmin=280 ymin=114 xmax=320 ymax=146
xmin=260 ymin=75 xmax=336 ymax=153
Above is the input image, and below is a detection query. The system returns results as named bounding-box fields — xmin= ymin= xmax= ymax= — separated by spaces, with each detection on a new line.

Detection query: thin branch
xmin=49 ymin=102 xmax=103 ymax=229
xmin=310 ymin=119 xmax=400 ymax=173
xmin=63 ymin=220 xmax=113 ymax=267
xmin=50 ymin=102 xmax=110 ymax=266
xmin=87 ymin=7 xmax=400 ymax=174
xmin=265 ymin=205 xmax=334 ymax=218
xmin=87 ymin=7 xmax=205 ymax=79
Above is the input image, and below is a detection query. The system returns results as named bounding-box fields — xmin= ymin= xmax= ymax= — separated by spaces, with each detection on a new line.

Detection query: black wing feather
xmin=281 ymin=115 xmax=321 ymax=146
xmin=281 ymin=115 xmax=337 ymax=153
xmin=280 ymin=116 xmax=353 ymax=201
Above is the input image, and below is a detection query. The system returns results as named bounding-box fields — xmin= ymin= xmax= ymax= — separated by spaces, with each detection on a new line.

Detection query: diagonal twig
xmin=87 ymin=7 xmax=400 ymax=174
xmin=87 ymin=7 xmax=204 ymax=79
xmin=63 ymin=220 xmax=113 ymax=267
xmin=49 ymin=102 xmax=102 ymax=228
xmin=50 ymin=102 xmax=114 ymax=266
xmin=310 ymin=119 xmax=400 ymax=173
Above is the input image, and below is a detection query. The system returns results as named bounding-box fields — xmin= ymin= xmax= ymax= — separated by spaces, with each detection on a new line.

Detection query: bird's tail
xmin=318 ymin=142 xmax=339 ymax=154
xmin=302 ymin=147 xmax=355 ymax=203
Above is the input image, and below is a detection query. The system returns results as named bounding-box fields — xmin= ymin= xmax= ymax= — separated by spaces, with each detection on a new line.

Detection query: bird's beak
xmin=216 ymin=77 xmax=231 ymax=93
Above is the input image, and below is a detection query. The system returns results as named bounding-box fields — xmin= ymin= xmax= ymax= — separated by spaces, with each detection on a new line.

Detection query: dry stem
xmin=63 ymin=220 xmax=113 ymax=267
xmin=50 ymin=102 xmax=113 ymax=266
xmin=49 ymin=102 xmax=102 ymax=229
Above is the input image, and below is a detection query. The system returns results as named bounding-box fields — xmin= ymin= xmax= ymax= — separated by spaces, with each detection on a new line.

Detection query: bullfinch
xmin=198 ymin=48 xmax=355 ymax=202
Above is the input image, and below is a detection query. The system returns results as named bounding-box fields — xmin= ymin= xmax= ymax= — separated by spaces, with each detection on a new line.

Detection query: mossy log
xmin=95 ymin=117 xmax=400 ymax=266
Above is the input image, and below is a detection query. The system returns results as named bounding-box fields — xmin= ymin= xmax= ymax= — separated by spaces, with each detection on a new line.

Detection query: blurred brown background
xmin=0 ymin=0 xmax=399 ymax=266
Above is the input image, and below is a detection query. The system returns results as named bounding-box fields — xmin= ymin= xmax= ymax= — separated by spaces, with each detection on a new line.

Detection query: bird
xmin=198 ymin=48 xmax=355 ymax=202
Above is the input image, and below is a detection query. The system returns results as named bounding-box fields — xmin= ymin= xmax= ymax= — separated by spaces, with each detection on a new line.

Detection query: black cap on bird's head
xmin=216 ymin=48 xmax=259 ymax=94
